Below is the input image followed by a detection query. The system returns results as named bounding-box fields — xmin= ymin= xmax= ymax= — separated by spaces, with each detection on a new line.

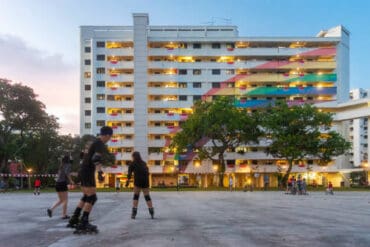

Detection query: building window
xmin=96 ymin=54 xmax=105 ymax=61
xmin=226 ymin=43 xmax=235 ymax=49
xmin=193 ymin=69 xmax=201 ymax=75
xmin=212 ymin=82 xmax=220 ymax=88
xmin=85 ymin=110 xmax=91 ymax=116
xmin=154 ymin=109 xmax=161 ymax=114
xmin=226 ymin=69 xmax=234 ymax=75
xmin=179 ymin=95 xmax=187 ymax=101
xmin=154 ymin=160 xmax=161 ymax=166
xmin=212 ymin=43 xmax=221 ymax=49
xmin=193 ymin=43 xmax=201 ymax=49
xmin=84 ymin=72 xmax=91 ymax=78
xmin=96 ymin=120 xmax=105 ymax=126
xmin=84 ymin=59 xmax=91 ymax=65
xmin=193 ymin=95 xmax=201 ymax=102
xmin=85 ymin=85 xmax=91 ymax=91
xmin=85 ymin=123 xmax=91 ymax=128
xmin=193 ymin=82 xmax=201 ymax=88
xmin=97 ymin=81 xmax=105 ymax=87
xmin=126 ymin=109 xmax=132 ymax=113
xmin=84 ymin=47 xmax=91 ymax=53
xmin=212 ymin=69 xmax=221 ymax=75
xmin=154 ymin=122 xmax=161 ymax=127
xmin=96 ymin=41 xmax=105 ymax=48
xmin=179 ymin=69 xmax=187 ymax=75
xmin=179 ymin=82 xmax=187 ymax=88
xmin=97 ymin=107 xmax=105 ymax=113
xmin=97 ymin=94 xmax=105 ymax=100
xmin=85 ymin=97 xmax=91 ymax=103
xmin=96 ymin=67 xmax=105 ymax=74
xmin=154 ymin=135 xmax=161 ymax=140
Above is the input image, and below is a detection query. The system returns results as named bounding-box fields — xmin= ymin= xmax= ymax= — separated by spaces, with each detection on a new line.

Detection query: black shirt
xmin=81 ymin=139 xmax=107 ymax=170
xmin=127 ymin=161 xmax=150 ymax=188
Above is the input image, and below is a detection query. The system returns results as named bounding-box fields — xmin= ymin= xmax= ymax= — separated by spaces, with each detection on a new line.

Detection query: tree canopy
xmin=262 ymin=101 xmax=351 ymax=186
xmin=171 ymin=97 xmax=262 ymax=186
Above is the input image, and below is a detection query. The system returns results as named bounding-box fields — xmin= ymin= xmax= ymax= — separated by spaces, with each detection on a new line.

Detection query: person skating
xmin=68 ymin=126 xmax=113 ymax=234
xmin=125 ymin=151 xmax=154 ymax=219
xmin=47 ymin=155 xmax=74 ymax=219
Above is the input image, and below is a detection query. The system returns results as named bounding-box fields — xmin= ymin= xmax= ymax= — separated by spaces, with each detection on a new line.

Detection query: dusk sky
xmin=0 ymin=0 xmax=369 ymax=135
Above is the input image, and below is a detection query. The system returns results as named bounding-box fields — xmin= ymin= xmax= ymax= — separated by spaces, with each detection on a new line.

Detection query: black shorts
xmin=55 ymin=182 xmax=68 ymax=192
xmin=134 ymin=181 xmax=149 ymax=189
xmin=79 ymin=168 xmax=96 ymax=187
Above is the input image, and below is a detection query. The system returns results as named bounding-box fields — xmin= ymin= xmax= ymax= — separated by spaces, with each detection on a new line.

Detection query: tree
xmin=0 ymin=79 xmax=54 ymax=172
xmin=262 ymin=101 xmax=351 ymax=187
xmin=171 ymin=97 xmax=262 ymax=187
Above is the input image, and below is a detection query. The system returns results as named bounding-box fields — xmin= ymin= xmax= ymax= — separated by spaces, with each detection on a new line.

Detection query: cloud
xmin=0 ymin=34 xmax=79 ymax=135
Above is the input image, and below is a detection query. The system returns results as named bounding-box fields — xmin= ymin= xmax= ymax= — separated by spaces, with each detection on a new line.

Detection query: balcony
xmin=104 ymin=49 xmax=134 ymax=56
xmin=148 ymin=47 xmax=336 ymax=57
xmin=148 ymin=113 xmax=182 ymax=121
xmin=148 ymin=127 xmax=171 ymax=134
xmin=148 ymin=152 xmax=163 ymax=160
xmin=111 ymin=126 xmax=135 ymax=134
xmin=106 ymin=87 xmax=134 ymax=95
xmin=108 ymin=139 xmax=134 ymax=147
xmin=148 ymin=139 xmax=166 ymax=147
xmin=106 ymin=101 xmax=134 ymax=108
xmin=106 ymin=113 xmax=134 ymax=121
xmin=148 ymin=100 xmax=193 ymax=108
xmin=115 ymin=153 xmax=133 ymax=160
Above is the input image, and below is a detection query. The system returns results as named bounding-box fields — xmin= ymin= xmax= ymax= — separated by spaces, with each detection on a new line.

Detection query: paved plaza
xmin=1 ymin=191 xmax=370 ymax=247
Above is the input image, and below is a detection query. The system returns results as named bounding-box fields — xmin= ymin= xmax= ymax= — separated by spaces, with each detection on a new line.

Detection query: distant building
xmin=80 ymin=13 xmax=350 ymax=188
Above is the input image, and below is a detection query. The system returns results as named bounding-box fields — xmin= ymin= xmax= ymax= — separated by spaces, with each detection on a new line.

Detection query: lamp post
xmin=27 ymin=168 xmax=32 ymax=189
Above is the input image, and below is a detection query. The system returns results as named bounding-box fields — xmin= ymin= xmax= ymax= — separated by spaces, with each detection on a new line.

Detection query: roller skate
xmin=73 ymin=222 xmax=99 ymax=234
xmin=149 ymin=208 xmax=154 ymax=219
xmin=66 ymin=215 xmax=80 ymax=228
xmin=131 ymin=208 xmax=137 ymax=219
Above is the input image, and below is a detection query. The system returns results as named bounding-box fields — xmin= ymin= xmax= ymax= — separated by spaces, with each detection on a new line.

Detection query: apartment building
xmin=80 ymin=13 xmax=349 ymax=188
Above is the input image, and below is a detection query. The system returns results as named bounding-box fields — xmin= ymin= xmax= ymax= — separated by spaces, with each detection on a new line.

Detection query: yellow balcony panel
xmin=106 ymin=41 xmax=133 ymax=49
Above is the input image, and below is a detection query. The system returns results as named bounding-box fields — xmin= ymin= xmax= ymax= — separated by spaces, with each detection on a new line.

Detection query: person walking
xmin=47 ymin=155 xmax=74 ymax=219
xmin=67 ymin=126 xmax=113 ymax=234
xmin=125 ymin=151 xmax=154 ymax=219
xmin=34 ymin=177 xmax=41 ymax=195
xmin=229 ymin=176 xmax=233 ymax=192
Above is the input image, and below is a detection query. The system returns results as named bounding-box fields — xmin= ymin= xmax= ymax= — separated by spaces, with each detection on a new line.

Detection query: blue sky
xmin=0 ymin=0 xmax=369 ymax=134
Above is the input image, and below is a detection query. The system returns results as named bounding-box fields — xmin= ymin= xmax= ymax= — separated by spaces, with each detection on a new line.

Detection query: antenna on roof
xmin=212 ymin=17 xmax=232 ymax=25
xmin=202 ymin=17 xmax=232 ymax=26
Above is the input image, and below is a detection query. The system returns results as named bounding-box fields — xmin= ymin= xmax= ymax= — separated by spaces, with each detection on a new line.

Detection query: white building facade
xmin=80 ymin=13 xmax=350 ymax=187
xmin=349 ymin=89 xmax=369 ymax=167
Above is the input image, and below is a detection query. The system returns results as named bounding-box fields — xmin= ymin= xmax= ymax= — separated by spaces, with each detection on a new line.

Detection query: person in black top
xmin=68 ymin=126 xmax=113 ymax=233
xmin=47 ymin=155 xmax=74 ymax=219
xmin=125 ymin=151 xmax=154 ymax=219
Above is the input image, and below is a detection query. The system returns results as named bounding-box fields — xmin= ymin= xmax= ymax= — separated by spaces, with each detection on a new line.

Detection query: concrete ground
xmin=1 ymin=191 xmax=370 ymax=247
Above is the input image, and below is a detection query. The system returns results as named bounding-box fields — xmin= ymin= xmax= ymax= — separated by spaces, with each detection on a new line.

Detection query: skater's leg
xmin=67 ymin=189 xmax=88 ymax=227
xmin=49 ymin=192 xmax=63 ymax=217
xmin=132 ymin=186 xmax=140 ymax=208
xmin=80 ymin=187 xmax=97 ymax=224
xmin=143 ymin=188 xmax=154 ymax=219
xmin=61 ymin=191 xmax=68 ymax=218
xmin=143 ymin=188 xmax=153 ymax=208
xmin=131 ymin=187 xmax=141 ymax=219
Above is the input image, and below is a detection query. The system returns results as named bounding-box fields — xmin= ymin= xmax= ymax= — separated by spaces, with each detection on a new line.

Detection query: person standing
xmin=34 ymin=177 xmax=41 ymax=195
xmin=125 ymin=151 xmax=154 ymax=219
xmin=68 ymin=126 xmax=113 ymax=233
xmin=47 ymin=155 xmax=74 ymax=219
xmin=115 ymin=177 xmax=121 ymax=193
xmin=229 ymin=176 xmax=233 ymax=192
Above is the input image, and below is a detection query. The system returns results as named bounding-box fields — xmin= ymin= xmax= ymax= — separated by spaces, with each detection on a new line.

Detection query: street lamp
xmin=27 ymin=168 xmax=32 ymax=189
